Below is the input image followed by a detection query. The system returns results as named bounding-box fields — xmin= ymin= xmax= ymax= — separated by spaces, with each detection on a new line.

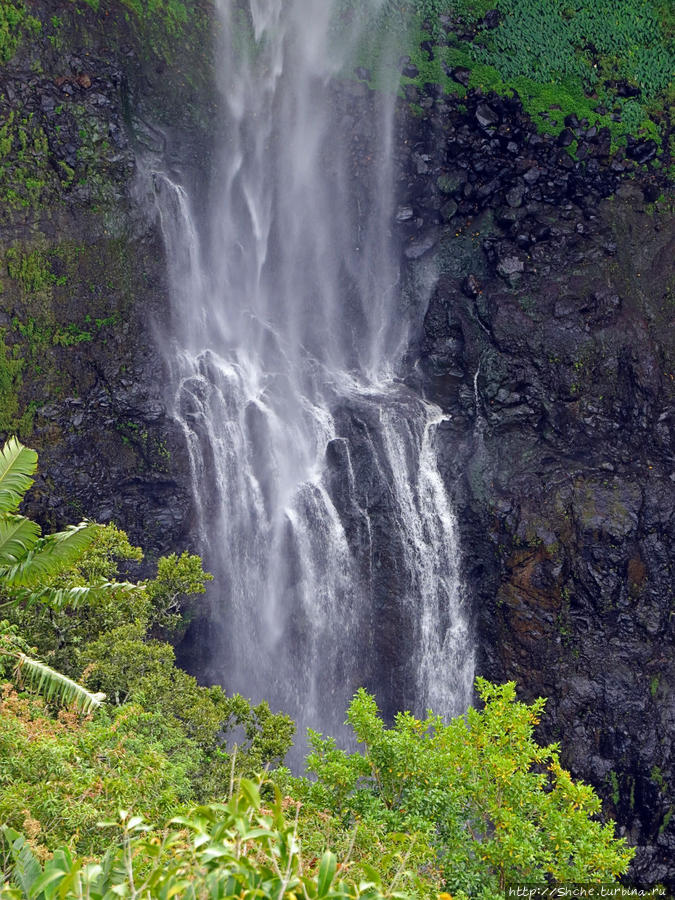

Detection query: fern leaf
xmin=0 ymin=437 xmax=38 ymax=514
xmin=14 ymin=653 xmax=106 ymax=714
xmin=0 ymin=514 xmax=41 ymax=566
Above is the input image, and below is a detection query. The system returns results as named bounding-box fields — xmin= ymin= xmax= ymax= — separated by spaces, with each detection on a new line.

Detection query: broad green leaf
xmin=12 ymin=581 xmax=139 ymax=613
xmin=317 ymin=851 xmax=337 ymax=897
xmin=5 ymin=831 xmax=42 ymax=899
xmin=2 ymin=522 xmax=96 ymax=588
xmin=239 ymin=778 xmax=261 ymax=811
xmin=0 ymin=437 xmax=38 ymax=513
xmin=14 ymin=653 xmax=106 ymax=713
xmin=28 ymin=868 xmax=68 ymax=899
xmin=0 ymin=514 xmax=41 ymax=565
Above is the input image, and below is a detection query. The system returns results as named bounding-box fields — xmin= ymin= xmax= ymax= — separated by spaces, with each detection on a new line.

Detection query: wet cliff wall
xmin=394 ymin=88 xmax=673 ymax=882
xmin=0 ymin=0 xmax=214 ymax=555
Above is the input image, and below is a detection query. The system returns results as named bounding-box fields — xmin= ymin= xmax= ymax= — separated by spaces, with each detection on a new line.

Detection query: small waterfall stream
xmin=151 ymin=0 xmax=474 ymax=752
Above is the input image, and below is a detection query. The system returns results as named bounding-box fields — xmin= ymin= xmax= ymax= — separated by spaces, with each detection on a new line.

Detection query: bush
xmin=0 ymin=779 xmax=400 ymax=900
xmin=284 ymin=680 xmax=634 ymax=899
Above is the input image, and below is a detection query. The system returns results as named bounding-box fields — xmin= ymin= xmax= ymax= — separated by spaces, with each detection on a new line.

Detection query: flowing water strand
xmin=151 ymin=0 xmax=474 ymax=752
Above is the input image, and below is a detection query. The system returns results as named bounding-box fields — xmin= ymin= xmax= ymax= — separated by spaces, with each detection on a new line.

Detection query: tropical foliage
xmin=0 ymin=437 xmax=118 ymax=712
xmin=0 ymin=437 xmax=132 ymax=617
xmin=275 ymin=681 xmax=634 ymax=899
xmin=0 ymin=688 xmax=196 ymax=856
xmin=0 ymin=779 xmax=398 ymax=900
xmin=0 ymin=437 xmax=634 ymax=898
xmin=0 ymin=437 xmax=294 ymax=854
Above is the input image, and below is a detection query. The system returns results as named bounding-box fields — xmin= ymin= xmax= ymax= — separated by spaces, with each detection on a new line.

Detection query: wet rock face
xmin=0 ymin=0 xmax=206 ymax=559
xmin=395 ymin=90 xmax=674 ymax=884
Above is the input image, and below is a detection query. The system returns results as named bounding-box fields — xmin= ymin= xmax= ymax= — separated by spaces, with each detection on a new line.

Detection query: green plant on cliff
xmin=0 ymin=336 xmax=24 ymax=435
xmin=386 ymin=0 xmax=673 ymax=152
xmin=0 ymin=0 xmax=39 ymax=65
xmin=277 ymin=680 xmax=634 ymax=898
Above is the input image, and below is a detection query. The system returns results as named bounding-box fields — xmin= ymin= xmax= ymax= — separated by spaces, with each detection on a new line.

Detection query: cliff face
xmin=0 ymin=0 xmax=214 ymax=555
xmin=1 ymin=2 xmax=673 ymax=886
xmin=395 ymin=90 xmax=674 ymax=883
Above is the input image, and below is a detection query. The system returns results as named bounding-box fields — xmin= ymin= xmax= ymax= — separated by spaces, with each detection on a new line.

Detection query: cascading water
xmin=151 ymin=0 xmax=474 ymax=752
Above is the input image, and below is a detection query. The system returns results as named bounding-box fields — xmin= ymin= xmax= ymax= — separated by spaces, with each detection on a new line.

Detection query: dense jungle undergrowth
xmin=0 ymin=439 xmax=640 ymax=897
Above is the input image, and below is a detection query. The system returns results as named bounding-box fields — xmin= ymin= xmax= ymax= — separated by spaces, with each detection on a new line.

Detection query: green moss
xmin=607 ymin=769 xmax=620 ymax=807
xmin=650 ymin=675 xmax=660 ymax=698
xmin=119 ymin=0 xmax=189 ymax=36
xmin=6 ymin=245 xmax=55 ymax=297
xmin=0 ymin=111 xmax=53 ymax=214
xmin=0 ymin=331 xmax=24 ymax=433
xmin=0 ymin=233 xmax=142 ymax=437
xmin=0 ymin=0 xmax=40 ymax=64
xmin=651 ymin=766 xmax=667 ymax=792
xmin=74 ymin=0 xmax=210 ymax=77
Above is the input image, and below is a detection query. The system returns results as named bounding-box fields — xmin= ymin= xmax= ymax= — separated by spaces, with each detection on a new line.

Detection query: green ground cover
xmin=346 ymin=0 xmax=672 ymax=158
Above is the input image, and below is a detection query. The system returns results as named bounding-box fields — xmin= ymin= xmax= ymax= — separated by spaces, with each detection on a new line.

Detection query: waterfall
xmin=150 ymin=0 xmax=474 ymax=753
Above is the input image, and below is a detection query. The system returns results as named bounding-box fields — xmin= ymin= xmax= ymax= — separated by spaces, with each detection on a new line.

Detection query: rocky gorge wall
xmin=392 ymin=88 xmax=674 ymax=883
xmin=0 ymin=0 xmax=215 ymax=556
xmin=0 ymin=1 xmax=673 ymax=888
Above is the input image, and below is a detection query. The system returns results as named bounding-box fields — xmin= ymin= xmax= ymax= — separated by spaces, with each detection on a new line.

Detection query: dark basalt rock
xmin=475 ymin=102 xmax=500 ymax=129
xmin=627 ymin=138 xmax=658 ymax=164
xmin=404 ymin=229 xmax=439 ymax=259
xmin=441 ymin=198 xmax=458 ymax=220
xmin=462 ymin=274 xmax=481 ymax=298
xmin=449 ymin=66 xmax=471 ymax=87
xmin=557 ymin=127 xmax=575 ymax=147
xmin=496 ymin=253 xmax=524 ymax=278
xmin=393 ymin=78 xmax=674 ymax=887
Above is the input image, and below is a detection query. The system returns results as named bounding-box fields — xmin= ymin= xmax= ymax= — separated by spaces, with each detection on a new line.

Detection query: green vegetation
xmin=0 ymin=238 xmax=134 ymax=438
xmin=0 ymin=0 xmax=39 ymax=65
xmin=0 ymin=437 xmax=636 ymax=896
xmin=342 ymin=0 xmax=672 ymax=155
xmin=276 ymin=682 xmax=633 ymax=896
xmin=0 ymin=336 xmax=23 ymax=434
xmin=0 ymin=111 xmax=51 ymax=214
xmin=0 ymin=437 xmax=295 ymax=859
xmin=77 ymin=0 xmax=189 ymax=37
xmin=0 ymin=780 xmax=396 ymax=900
xmin=473 ymin=0 xmax=672 ymax=98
